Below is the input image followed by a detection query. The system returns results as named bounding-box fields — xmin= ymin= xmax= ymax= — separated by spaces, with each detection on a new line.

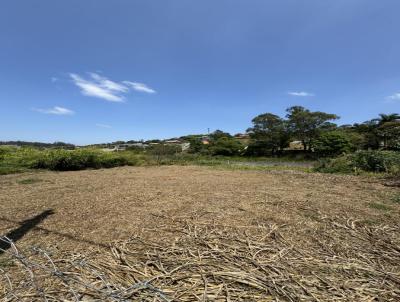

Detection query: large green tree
xmin=373 ymin=114 xmax=400 ymax=149
xmin=355 ymin=113 xmax=400 ymax=150
xmin=286 ymin=106 xmax=338 ymax=151
xmin=247 ymin=113 xmax=290 ymax=155
xmin=313 ymin=131 xmax=354 ymax=157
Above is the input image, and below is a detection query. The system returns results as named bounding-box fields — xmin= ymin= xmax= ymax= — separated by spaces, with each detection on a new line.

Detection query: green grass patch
xmin=368 ymin=202 xmax=392 ymax=211
xmin=0 ymin=146 xmax=315 ymax=174
xmin=391 ymin=194 xmax=400 ymax=204
xmin=0 ymin=165 xmax=28 ymax=175
xmin=17 ymin=177 xmax=43 ymax=185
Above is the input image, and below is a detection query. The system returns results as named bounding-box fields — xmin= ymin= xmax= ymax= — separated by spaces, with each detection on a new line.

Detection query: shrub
xmin=313 ymin=131 xmax=354 ymax=157
xmin=31 ymin=149 xmax=140 ymax=171
xmin=315 ymin=150 xmax=400 ymax=174
xmin=314 ymin=155 xmax=355 ymax=174
xmin=209 ymin=137 xmax=243 ymax=156
xmin=351 ymin=150 xmax=400 ymax=173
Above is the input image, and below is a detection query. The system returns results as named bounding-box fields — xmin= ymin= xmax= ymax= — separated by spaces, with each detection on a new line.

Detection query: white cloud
xmin=95 ymin=123 xmax=112 ymax=128
xmin=288 ymin=91 xmax=315 ymax=97
xmin=70 ymin=73 xmax=124 ymax=102
xmin=70 ymin=73 xmax=156 ymax=102
xmin=89 ymin=73 xmax=128 ymax=93
xmin=386 ymin=93 xmax=400 ymax=101
xmin=34 ymin=106 xmax=75 ymax=115
xmin=51 ymin=77 xmax=58 ymax=83
xmin=123 ymin=81 xmax=156 ymax=94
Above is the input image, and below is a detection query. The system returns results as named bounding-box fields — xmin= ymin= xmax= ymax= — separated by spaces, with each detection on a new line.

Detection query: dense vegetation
xmin=1 ymin=106 xmax=399 ymax=175
xmin=0 ymin=148 xmax=146 ymax=174
xmin=0 ymin=141 xmax=75 ymax=149
xmin=187 ymin=107 xmax=399 ymax=158
xmin=315 ymin=151 xmax=400 ymax=175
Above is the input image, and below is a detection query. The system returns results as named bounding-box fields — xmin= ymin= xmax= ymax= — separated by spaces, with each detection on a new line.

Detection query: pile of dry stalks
xmin=1 ymin=216 xmax=400 ymax=301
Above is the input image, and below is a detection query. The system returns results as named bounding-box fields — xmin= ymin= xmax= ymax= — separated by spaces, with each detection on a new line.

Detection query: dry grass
xmin=1 ymin=166 xmax=399 ymax=301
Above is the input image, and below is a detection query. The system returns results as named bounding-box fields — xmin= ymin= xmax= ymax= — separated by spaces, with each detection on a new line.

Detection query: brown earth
xmin=0 ymin=166 xmax=398 ymax=250
xmin=0 ymin=166 xmax=399 ymax=301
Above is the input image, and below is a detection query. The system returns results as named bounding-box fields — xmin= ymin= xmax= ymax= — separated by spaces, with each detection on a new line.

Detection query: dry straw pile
xmin=1 ymin=216 xmax=400 ymax=301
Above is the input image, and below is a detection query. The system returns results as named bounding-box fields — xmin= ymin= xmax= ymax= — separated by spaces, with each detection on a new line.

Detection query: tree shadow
xmin=0 ymin=212 xmax=109 ymax=250
xmin=0 ymin=210 xmax=54 ymax=254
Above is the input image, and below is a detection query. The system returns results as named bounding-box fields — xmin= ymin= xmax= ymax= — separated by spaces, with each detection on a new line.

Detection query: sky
xmin=1 ymin=0 xmax=400 ymax=145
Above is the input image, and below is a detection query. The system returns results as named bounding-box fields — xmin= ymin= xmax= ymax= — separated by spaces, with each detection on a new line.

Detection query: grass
xmin=208 ymin=163 xmax=312 ymax=172
xmin=0 ymin=147 xmax=316 ymax=175
xmin=0 ymin=165 xmax=27 ymax=175
xmin=151 ymin=154 xmax=315 ymax=171
xmin=17 ymin=177 xmax=43 ymax=185
xmin=2 ymin=147 xmax=398 ymax=176
xmin=368 ymin=202 xmax=393 ymax=211
xmin=391 ymin=194 xmax=400 ymax=204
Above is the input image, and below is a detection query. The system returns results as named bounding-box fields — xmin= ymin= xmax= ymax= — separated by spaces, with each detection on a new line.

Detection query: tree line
xmin=187 ymin=106 xmax=400 ymax=157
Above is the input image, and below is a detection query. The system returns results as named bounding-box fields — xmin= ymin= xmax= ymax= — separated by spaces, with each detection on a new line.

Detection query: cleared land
xmin=1 ymin=166 xmax=400 ymax=301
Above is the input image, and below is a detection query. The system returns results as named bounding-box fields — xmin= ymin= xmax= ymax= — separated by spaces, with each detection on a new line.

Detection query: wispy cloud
xmin=123 ymin=81 xmax=156 ymax=94
xmin=51 ymin=77 xmax=58 ymax=83
xmin=288 ymin=91 xmax=315 ymax=97
xmin=95 ymin=123 xmax=112 ymax=129
xmin=386 ymin=93 xmax=400 ymax=102
xmin=70 ymin=73 xmax=156 ymax=102
xmin=34 ymin=106 xmax=75 ymax=115
xmin=70 ymin=73 xmax=124 ymax=102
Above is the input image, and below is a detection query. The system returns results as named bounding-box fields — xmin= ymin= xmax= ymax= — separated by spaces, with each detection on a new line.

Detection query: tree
xmin=356 ymin=113 xmax=400 ymax=150
xmin=353 ymin=122 xmax=381 ymax=150
xmin=286 ymin=106 xmax=338 ymax=151
xmin=209 ymin=130 xmax=231 ymax=141
xmin=372 ymin=113 xmax=400 ymax=125
xmin=187 ymin=136 xmax=207 ymax=154
xmin=314 ymin=131 xmax=354 ymax=157
xmin=372 ymin=114 xmax=400 ymax=149
xmin=377 ymin=121 xmax=400 ymax=150
xmin=209 ymin=137 xmax=243 ymax=156
xmin=247 ymin=113 xmax=290 ymax=155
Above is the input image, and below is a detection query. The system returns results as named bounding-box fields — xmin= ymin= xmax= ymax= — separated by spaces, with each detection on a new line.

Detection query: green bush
xmin=315 ymin=150 xmax=400 ymax=174
xmin=31 ymin=149 xmax=138 ymax=171
xmin=0 ymin=147 xmax=144 ymax=173
xmin=209 ymin=137 xmax=243 ymax=156
xmin=313 ymin=131 xmax=354 ymax=157
xmin=352 ymin=151 xmax=400 ymax=173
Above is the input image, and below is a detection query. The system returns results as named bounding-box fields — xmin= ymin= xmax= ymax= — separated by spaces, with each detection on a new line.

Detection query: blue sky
xmin=1 ymin=0 xmax=400 ymax=145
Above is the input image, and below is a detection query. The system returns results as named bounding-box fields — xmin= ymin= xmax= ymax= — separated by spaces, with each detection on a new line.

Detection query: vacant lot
xmin=1 ymin=166 xmax=400 ymax=301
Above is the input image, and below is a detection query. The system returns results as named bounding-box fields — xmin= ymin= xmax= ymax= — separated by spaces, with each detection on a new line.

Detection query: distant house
xmin=234 ymin=133 xmax=250 ymax=145
xmin=234 ymin=133 xmax=250 ymax=139
xmin=201 ymin=136 xmax=210 ymax=145
xmin=163 ymin=140 xmax=182 ymax=145
xmin=102 ymin=143 xmax=149 ymax=152
xmin=285 ymin=141 xmax=304 ymax=150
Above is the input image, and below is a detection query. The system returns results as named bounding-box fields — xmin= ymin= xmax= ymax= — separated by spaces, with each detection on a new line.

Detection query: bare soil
xmin=1 ymin=166 xmax=399 ymax=301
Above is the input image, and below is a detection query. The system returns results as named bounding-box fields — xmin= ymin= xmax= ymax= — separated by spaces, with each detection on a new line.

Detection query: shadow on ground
xmin=0 ymin=210 xmax=54 ymax=254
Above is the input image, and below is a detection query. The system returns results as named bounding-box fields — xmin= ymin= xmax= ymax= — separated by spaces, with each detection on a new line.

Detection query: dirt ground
xmin=0 ymin=166 xmax=398 ymax=250
xmin=1 ymin=166 xmax=400 ymax=301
